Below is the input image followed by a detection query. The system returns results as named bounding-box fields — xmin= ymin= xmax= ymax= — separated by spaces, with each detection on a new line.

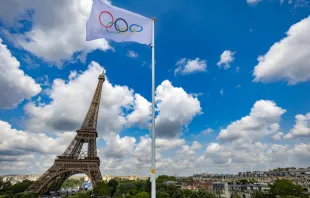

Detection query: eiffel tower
xmin=26 ymin=73 xmax=105 ymax=195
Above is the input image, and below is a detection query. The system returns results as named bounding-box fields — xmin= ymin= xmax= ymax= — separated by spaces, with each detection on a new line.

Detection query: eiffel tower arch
xmin=26 ymin=73 xmax=105 ymax=195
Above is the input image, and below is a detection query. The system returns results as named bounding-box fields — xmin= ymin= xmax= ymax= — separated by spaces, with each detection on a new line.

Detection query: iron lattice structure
xmin=26 ymin=73 xmax=105 ymax=195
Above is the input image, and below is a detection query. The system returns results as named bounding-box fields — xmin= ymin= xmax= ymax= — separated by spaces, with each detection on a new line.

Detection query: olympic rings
xmin=99 ymin=11 xmax=114 ymax=28
xmin=129 ymin=24 xmax=143 ymax=32
xmin=99 ymin=10 xmax=144 ymax=35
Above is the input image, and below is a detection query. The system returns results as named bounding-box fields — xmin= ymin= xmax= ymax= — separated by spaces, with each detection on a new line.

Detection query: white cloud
xmin=284 ymin=113 xmax=310 ymax=139
xmin=0 ymin=0 xmax=110 ymax=65
xmin=191 ymin=141 xmax=202 ymax=150
xmin=126 ymin=94 xmax=151 ymax=128
xmin=24 ymin=61 xmax=134 ymax=136
xmin=103 ymin=134 xmax=136 ymax=159
xmin=0 ymin=120 xmax=74 ymax=156
xmin=220 ymin=89 xmax=224 ymax=95
xmin=155 ymin=80 xmax=202 ymax=138
xmin=247 ymin=0 xmax=261 ymax=5
xmin=272 ymin=132 xmax=284 ymax=141
xmin=217 ymin=100 xmax=286 ymax=142
xmin=202 ymin=128 xmax=214 ymax=135
xmin=217 ymin=50 xmax=236 ymax=69
xmin=253 ymin=16 xmax=310 ymax=85
xmin=174 ymin=58 xmax=207 ymax=76
xmin=127 ymin=50 xmax=139 ymax=59
xmin=156 ymin=138 xmax=186 ymax=151
xmin=0 ymin=38 xmax=41 ymax=108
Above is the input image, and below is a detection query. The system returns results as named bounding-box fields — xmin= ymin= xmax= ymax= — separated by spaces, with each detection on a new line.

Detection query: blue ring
xmin=129 ymin=24 xmax=143 ymax=32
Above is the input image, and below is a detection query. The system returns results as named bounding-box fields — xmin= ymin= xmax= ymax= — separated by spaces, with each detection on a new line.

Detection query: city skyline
xmin=0 ymin=0 xmax=310 ymax=177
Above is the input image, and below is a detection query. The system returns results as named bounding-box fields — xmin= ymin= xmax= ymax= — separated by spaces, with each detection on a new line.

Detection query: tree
xmin=7 ymin=180 xmax=34 ymax=195
xmin=68 ymin=191 xmax=90 ymax=198
xmin=144 ymin=178 xmax=151 ymax=194
xmin=197 ymin=190 xmax=217 ymax=198
xmin=156 ymin=191 xmax=169 ymax=198
xmin=251 ymin=191 xmax=268 ymax=198
xmin=134 ymin=192 xmax=149 ymax=198
xmin=62 ymin=178 xmax=84 ymax=189
xmin=16 ymin=192 xmax=38 ymax=198
xmin=156 ymin=176 xmax=176 ymax=184
xmin=108 ymin=179 xmax=118 ymax=197
xmin=92 ymin=181 xmax=110 ymax=197
xmin=171 ymin=189 xmax=182 ymax=198
xmin=0 ymin=181 xmax=12 ymax=193
xmin=231 ymin=193 xmax=241 ymax=198
xmin=269 ymin=179 xmax=307 ymax=198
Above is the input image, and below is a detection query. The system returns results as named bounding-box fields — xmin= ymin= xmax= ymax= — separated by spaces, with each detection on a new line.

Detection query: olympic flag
xmin=87 ymin=1 xmax=156 ymax=198
xmin=86 ymin=0 xmax=152 ymax=45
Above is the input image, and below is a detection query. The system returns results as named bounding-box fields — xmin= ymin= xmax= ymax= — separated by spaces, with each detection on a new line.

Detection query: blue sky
xmin=0 ymin=0 xmax=310 ymax=176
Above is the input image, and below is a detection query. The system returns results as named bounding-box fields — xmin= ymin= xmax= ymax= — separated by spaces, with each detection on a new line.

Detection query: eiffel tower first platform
xmin=26 ymin=73 xmax=105 ymax=195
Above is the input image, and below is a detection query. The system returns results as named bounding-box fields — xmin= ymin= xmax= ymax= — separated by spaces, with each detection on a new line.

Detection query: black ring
xmin=114 ymin=18 xmax=128 ymax=32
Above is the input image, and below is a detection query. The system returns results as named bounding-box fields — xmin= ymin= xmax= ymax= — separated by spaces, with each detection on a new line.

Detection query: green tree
xmin=183 ymin=189 xmax=193 ymax=197
xmin=251 ymin=191 xmax=268 ymax=198
xmin=0 ymin=181 xmax=12 ymax=193
xmin=197 ymin=190 xmax=216 ymax=198
xmin=156 ymin=176 xmax=176 ymax=184
xmin=68 ymin=191 xmax=90 ymax=198
xmin=134 ymin=192 xmax=149 ymax=198
xmin=62 ymin=178 xmax=84 ymax=189
xmin=144 ymin=178 xmax=151 ymax=194
xmin=166 ymin=184 xmax=178 ymax=196
xmin=171 ymin=189 xmax=182 ymax=198
xmin=269 ymin=179 xmax=307 ymax=198
xmin=108 ymin=179 xmax=118 ymax=197
xmin=231 ymin=193 xmax=241 ymax=198
xmin=16 ymin=192 xmax=38 ymax=198
xmin=7 ymin=180 xmax=33 ymax=195
xmin=156 ymin=191 xmax=169 ymax=198
xmin=92 ymin=181 xmax=110 ymax=197
xmin=190 ymin=192 xmax=200 ymax=198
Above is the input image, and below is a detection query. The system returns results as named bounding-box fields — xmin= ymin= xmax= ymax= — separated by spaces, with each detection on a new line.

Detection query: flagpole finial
xmin=152 ymin=17 xmax=156 ymax=22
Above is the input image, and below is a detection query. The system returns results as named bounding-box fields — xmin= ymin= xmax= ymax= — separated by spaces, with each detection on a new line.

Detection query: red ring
xmin=99 ymin=11 xmax=114 ymax=28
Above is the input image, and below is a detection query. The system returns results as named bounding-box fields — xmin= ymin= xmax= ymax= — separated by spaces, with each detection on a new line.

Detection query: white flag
xmin=86 ymin=0 xmax=152 ymax=45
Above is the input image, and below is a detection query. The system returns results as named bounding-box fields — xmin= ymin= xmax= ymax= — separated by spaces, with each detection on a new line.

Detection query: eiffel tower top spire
xmin=78 ymin=72 xmax=105 ymax=132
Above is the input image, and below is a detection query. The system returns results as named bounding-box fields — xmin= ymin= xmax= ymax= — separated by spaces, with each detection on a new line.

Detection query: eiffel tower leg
xmin=90 ymin=170 xmax=102 ymax=185
xmin=48 ymin=172 xmax=72 ymax=192
xmin=25 ymin=164 xmax=57 ymax=194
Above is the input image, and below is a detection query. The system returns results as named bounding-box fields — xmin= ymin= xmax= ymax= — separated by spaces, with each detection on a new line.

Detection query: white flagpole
xmin=151 ymin=17 xmax=156 ymax=198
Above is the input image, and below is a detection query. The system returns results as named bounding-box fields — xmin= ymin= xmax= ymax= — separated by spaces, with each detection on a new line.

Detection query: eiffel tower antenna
xmin=26 ymin=72 xmax=105 ymax=195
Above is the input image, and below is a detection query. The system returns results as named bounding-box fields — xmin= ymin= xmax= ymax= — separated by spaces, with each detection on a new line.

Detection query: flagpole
xmin=151 ymin=17 xmax=156 ymax=198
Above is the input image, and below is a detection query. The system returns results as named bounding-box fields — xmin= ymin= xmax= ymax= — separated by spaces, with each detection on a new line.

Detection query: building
xmin=0 ymin=174 xmax=41 ymax=185
xmin=213 ymin=182 xmax=231 ymax=198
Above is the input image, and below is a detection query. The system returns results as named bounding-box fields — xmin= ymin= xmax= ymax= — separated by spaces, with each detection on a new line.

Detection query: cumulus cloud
xmin=284 ymin=113 xmax=310 ymax=139
xmin=0 ymin=0 xmax=110 ymax=65
xmin=0 ymin=120 xmax=74 ymax=157
xmin=127 ymin=50 xmax=139 ymax=59
xmin=247 ymin=0 xmax=261 ymax=5
xmin=220 ymin=89 xmax=224 ymax=95
xmin=217 ymin=50 xmax=236 ymax=69
xmin=191 ymin=141 xmax=202 ymax=150
xmin=24 ymin=61 xmax=134 ymax=135
xmin=0 ymin=38 xmax=41 ymax=108
xmin=272 ymin=132 xmax=284 ymax=141
xmin=202 ymin=128 xmax=214 ymax=135
xmin=126 ymin=94 xmax=151 ymax=128
xmin=174 ymin=58 xmax=207 ymax=76
xmin=253 ymin=16 xmax=310 ymax=85
xmin=217 ymin=100 xmax=286 ymax=142
xmin=103 ymin=134 xmax=136 ymax=159
xmin=155 ymin=80 xmax=202 ymax=138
